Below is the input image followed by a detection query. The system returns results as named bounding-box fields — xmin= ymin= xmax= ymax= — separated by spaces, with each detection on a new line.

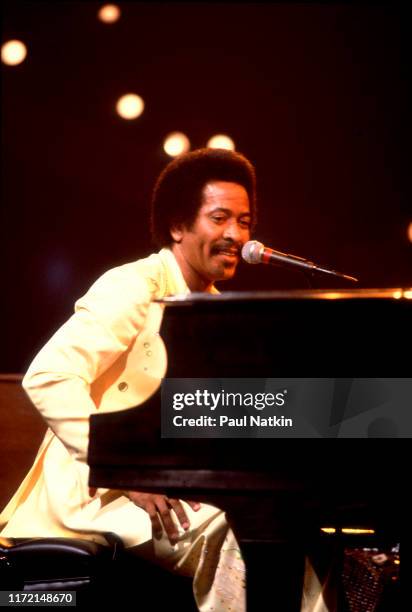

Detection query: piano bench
xmin=0 ymin=533 xmax=123 ymax=594
xmin=0 ymin=534 xmax=197 ymax=609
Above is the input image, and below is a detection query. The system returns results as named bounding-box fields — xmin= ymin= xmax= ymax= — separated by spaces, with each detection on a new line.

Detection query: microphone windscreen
xmin=241 ymin=240 xmax=264 ymax=264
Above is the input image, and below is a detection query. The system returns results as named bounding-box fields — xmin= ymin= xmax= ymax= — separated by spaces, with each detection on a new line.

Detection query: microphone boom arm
xmin=243 ymin=241 xmax=359 ymax=283
xmin=266 ymin=249 xmax=358 ymax=282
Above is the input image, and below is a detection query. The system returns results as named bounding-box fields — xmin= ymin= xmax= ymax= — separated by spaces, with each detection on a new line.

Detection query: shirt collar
xmin=158 ymin=248 xmax=220 ymax=296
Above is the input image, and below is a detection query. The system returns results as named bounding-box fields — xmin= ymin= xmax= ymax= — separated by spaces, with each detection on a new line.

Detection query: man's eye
xmin=239 ymin=220 xmax=251 ymax=229
xmin=211 ymin=216 xmax=225 ymax=223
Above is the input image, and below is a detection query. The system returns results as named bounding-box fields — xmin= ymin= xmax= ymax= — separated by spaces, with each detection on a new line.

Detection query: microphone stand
xmin=269 ymin=258 xmax=359 ymax=288
xmin=302 ymin=267 xmax=359 ymax=289
xmin=272 ymin=253 xmax=359 ymax=285
xmin=242 ymin=241 xmax=359 ymax=287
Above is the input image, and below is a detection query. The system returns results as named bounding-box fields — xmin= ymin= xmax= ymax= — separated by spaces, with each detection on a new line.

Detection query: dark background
xmin=2 ymin=1 xmax=411 ymax=371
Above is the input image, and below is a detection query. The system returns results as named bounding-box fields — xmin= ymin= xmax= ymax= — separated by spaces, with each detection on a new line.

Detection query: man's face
xmin=171 ymin=181 xmax=252 ymax=291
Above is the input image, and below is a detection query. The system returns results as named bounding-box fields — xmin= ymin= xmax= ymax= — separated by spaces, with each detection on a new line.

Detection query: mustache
xmin=211 ymin=240 xmax=242 ymax=255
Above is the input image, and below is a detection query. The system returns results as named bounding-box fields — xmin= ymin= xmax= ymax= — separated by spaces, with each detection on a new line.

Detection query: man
xmin=0 ymin=148 xmax=256 ymax=611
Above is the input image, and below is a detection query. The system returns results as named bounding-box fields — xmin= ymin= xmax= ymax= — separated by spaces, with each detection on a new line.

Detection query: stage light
xmin=1 ymin=40 xmax=27 ymax=66
xmin=341 ymin=528 xmax=375 ymax=534
xmin=207 ymin=134 xmax=235 ymax=150
xmin=407 ymin=221 xmax=412 ymax=243
xmin=321 ymin=527 xmax=375 ymax=535
xmin=322 ymin=292 xmax=341 ymax=300
xmin=163 ymin=132 xmax=190 ymax=157
xmin=98 ymin=4 xmax=121 ymax=23
xmin=116 ymin=94 xmax=144 ymax=120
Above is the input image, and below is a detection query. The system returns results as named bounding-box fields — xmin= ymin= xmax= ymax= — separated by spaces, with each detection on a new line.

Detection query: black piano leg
xmin=242 ymin=541 xmax=305 ymax=611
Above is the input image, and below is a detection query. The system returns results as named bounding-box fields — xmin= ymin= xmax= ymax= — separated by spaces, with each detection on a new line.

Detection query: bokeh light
xmin=116 ymin=94 xmax=144 ymax=120
xmin=163 ymin=132 xmax=190 ymax=157
xmin=1 ymin=40 xmax=27 ymax=66
xmin=98 ymin=4 xmax=121 ymax=23
xmin=407 ymin=221 xmax=412 ymax=243
xmin=207 ymin=134 xmax=235 ymax=151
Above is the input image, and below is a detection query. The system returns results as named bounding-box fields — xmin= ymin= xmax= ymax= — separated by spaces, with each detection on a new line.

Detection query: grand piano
xmin=88 ymin=289 xmax=409 ymax=609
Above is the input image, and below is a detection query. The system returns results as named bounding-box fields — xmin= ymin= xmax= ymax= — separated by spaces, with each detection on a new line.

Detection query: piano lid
xmin=158 ymin=287 xmax=412 ymax=304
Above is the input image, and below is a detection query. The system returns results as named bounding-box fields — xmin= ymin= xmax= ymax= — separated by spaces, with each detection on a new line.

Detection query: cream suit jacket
xmin=0 ymin=248 xmax=220 ymax=547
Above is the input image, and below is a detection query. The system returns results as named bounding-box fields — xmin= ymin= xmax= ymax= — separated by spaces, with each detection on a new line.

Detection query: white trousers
xmin=128 ymin=505 xmax=246 ymax=612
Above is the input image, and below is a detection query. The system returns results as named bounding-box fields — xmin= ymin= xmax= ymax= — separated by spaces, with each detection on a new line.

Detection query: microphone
xmin=241 ymin=240 xmax=358 ymax=283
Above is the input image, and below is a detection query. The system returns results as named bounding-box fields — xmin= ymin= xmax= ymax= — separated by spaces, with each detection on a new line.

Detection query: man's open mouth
xmin=213 ymin=246 xmax=240 ymax=257
xmin=217 ymin=250 xmax=238 ymax=256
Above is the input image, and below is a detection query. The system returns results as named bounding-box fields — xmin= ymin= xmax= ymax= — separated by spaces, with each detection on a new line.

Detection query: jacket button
xmin=146 ymin=350 xmax=152 ymax=357
xmin=144 ymin=342 xmax=150 ymax=348
xmin=118 ymin=382 xmax=128 ymax=391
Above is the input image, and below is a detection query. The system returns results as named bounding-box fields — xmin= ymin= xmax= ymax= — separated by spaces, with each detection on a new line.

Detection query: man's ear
xmin=170 ymin=224 xmax=183 ymax=243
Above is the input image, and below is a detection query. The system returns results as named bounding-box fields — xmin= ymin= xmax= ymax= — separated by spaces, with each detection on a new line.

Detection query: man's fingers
xmin=168 ymin=498 xmax=190 ymax=530
xmin=156 ymin=496 xmax=179 ymax=544
xmin=126 ymin=491 xmax=200 ymax=545
xmin=187 ymin=500 xmax=201 ymax=512
xmin=146 ymin=501 xmax=163 ymax=539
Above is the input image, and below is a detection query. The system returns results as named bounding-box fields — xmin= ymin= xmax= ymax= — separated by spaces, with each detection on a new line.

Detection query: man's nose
xmin=223 ymin=220 xmax=243 ymax=242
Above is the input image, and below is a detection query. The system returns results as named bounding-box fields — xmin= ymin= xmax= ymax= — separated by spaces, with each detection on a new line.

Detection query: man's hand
xmin=126 ymin=491 xmax=201 ymax=544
